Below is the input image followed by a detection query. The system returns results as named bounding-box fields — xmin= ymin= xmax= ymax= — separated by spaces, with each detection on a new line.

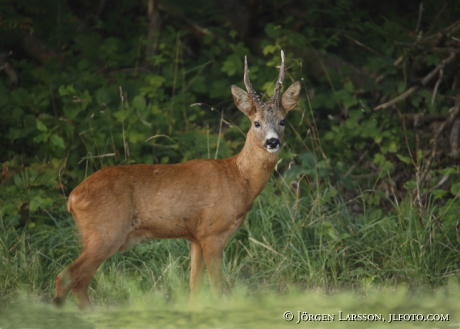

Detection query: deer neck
xmin=235 ymin=129 xmax=279 ymax=202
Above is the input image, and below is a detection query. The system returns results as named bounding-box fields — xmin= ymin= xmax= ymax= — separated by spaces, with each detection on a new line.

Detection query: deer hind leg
xmin=53 ymin=249 xmax=93 ymax=309
xmin=54 ymin=243 xmax=118 ymax=310
xmin=54 ymin=208 xmax=132 ymax=310
xmin=54 ymin=266 xmax=73 ymax=308
xmin=70 ymin=249 xmax=109 ymax=311
xmin=189 ymin=240 xmax=205 ymax=301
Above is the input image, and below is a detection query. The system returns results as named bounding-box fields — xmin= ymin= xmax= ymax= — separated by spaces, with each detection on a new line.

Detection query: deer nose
xmin=265 ymin=138 xmax=280 ymax=149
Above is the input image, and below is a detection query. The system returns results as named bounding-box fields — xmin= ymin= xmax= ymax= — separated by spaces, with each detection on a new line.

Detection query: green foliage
xmin=1 ymin=0 xmax=460 ymax=318
xmin=1 ymin=177 xmax=460 ymax=316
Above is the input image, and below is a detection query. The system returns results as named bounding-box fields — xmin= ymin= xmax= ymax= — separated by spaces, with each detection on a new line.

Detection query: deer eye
xmin=254 ymin=121 xmax=261 ymax=128
xmin=279 ymin=120 xmax=285 ymax=126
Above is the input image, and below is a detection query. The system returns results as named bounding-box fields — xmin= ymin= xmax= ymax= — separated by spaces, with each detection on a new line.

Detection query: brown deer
xmin=53 ymin=50 xmax=301 ymax=310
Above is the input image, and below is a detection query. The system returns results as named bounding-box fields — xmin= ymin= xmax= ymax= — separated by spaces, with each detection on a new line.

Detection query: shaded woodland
xmin=1 ymin=0 xmax=460 ymax=228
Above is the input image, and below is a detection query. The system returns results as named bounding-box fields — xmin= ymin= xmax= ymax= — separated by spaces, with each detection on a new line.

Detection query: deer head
xmin=231 ymin=50 xmax=301 ymax=153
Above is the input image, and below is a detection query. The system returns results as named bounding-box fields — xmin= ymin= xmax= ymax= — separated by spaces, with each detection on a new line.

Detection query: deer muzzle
xmin=264 ymin=137 xmax=281 ymax=152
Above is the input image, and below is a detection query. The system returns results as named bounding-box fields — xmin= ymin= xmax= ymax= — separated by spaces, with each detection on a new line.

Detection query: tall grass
xmin=1 ymin=100 xmax=460 ymax=307
xmin=1 ymin=178 xmax=459 ymax=309
xmin=1 ymin=137 xmax=460 ymax=328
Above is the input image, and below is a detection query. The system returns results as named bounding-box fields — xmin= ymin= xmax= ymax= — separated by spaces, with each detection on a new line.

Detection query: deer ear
xmin=231 ymin=85 xmax=253 ymax=116
xmin=281 ymin=81 xmax=301 ymax=112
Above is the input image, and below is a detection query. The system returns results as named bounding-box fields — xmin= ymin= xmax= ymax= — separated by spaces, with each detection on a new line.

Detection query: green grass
xmin=1 ymin=183 xmax=460 ymax=327
xmin=1 ymin=286 xmax=458 ymax=328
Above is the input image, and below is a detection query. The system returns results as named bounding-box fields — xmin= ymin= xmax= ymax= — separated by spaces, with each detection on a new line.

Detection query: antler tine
xmin=270 ymin=50 xmax=286 ymax=104
xmin=243 ymin=56 xmax=254 ymax=95
xmin=278 ymin=50 xmax=286 ymax=86
xmin=243 ymin=55 xmax=263 ymax=109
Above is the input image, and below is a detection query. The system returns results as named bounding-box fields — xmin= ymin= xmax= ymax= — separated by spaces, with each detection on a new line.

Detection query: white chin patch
xmin=266 ymin=147 xmax=279 ymax=153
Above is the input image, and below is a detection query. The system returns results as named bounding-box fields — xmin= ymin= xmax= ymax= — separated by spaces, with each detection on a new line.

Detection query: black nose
xmin=265 ymin=138 xmax=280 ymax=149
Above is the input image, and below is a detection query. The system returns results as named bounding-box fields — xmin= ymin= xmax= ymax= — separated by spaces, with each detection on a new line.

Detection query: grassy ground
xmin=1 ymin=170 xmax=460 ymax=327
xmin=0 ymin=287 xmax=458 ymax=328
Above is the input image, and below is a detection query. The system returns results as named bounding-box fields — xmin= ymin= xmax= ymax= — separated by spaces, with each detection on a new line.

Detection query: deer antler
xmin=244 ymin=55 xmax=264 ymax=110
xmin=269 ymin=50 xmax=285 ymax=105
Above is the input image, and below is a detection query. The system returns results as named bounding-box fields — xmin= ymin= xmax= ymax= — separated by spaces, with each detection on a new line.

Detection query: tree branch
xmin=144 ymin=0 xmax=162 ymax=62
xmin=374 ymin=52 xmax=457 ymax=111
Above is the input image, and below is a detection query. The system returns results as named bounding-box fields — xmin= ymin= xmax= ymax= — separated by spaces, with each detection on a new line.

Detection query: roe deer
xmin=54 ymin=50 xmax=301 ymax=310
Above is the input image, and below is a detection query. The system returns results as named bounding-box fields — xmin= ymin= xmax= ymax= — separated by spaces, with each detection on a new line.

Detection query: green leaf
xmin=343 ymin=95 xmax=358 ymax=108
xmin=397 ymin=81 xmax=406 ymax=93
xmin=29 ymin=200 xmax=40 ymax=212
xmin=221 ymin=54 xmax=241 ymax=76
xmin=432 ymin=189 xmax=448 ymax=200
xmin=148 ymin=75 xmax=166 ymax=89
xmin=299 ymin=152 xmax=316 ymax=168
xmin=77 ymin=59 xmax=90 ymax=70
xmin=58 ymin=84 xmax=76 ymax=96
xmin=426 ymin=53 xmax=441 ymax=66
xmin=324 ymin=186 xmax=338 ymax=202
xmin=36 ymin=120 xmax=47 ymax=132
xmin=285 ymin=164 xmax=306 ymax=179
xmin=132 ymin=95 xmax=147 ymax=112
xmin=263 ymin=45 xmax=277 ymax=55
xmin=417 ymin=149 xmax=424 ymax=164
xmin=439 ymin=167 xmax=457 ymax=175
xmin=63 ymin=103 xmax=81 ymax=119
xmin=190 ymin=76 xmax=206 ymax=94
xmin=50 ymin=134 xmax=65 ymax=149
xmin=81 ymin=90 xmax=92 ymax=110
xmin=96 ymin=87 xmax=113 ymax=105
xmin=264 ymin=23 xmax=279 ymax=38
xmin=30 ymin=196 xmax=53 ymax=212
xmin=404 ymin=180 xmax=417 ymax=189
xmin=128 ymin=131 xmax=145 ymax=143
xmin=1 ymin=204 xmax=19 ymax=215
xmin=374 ymin=135 xmax=382 ymax=143
xmin=34 ymin=133 xmax=48 ymax=143
xmin=343 ymin=81 xmax=354 ymax=93
xmin=382 ymin=140 xmax=398 ymax=153
xmin=411 ymin=94 xmax=421 ymax=108
xmin=113 ymin=110 xmax=129 ymax=122
xmin=396 ymin=154 xmax=411 ymax=164
xmin=450 ymin=183 xmax=460 ymax=195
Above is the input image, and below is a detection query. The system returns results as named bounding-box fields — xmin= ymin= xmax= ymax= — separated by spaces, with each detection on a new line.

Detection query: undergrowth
xmin=1 ymin=177 xmax=459 ymax=309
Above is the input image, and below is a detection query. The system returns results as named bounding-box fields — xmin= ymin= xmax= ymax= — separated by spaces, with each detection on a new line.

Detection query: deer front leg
xmin=190 ymin=240 xmax=205 ymax=301
xmin=202 ymin=236 xmax=226 ymax=296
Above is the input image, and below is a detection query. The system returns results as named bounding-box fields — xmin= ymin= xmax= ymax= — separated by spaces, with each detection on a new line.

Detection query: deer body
xmin=54 ymin=51 xmax=300 ymax=310
xmin=69 ymin=145 xmax=275 ymax=248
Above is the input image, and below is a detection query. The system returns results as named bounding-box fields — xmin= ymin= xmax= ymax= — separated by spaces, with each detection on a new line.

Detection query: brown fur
xmin=53 ymin=53 xmax=301 ymax=310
